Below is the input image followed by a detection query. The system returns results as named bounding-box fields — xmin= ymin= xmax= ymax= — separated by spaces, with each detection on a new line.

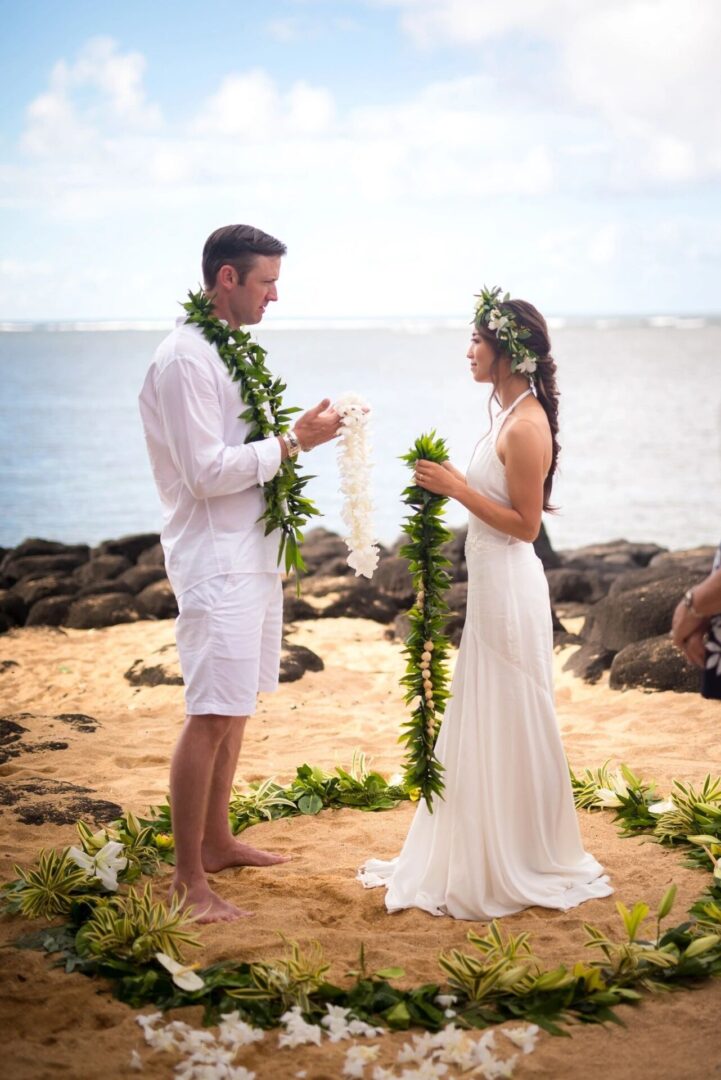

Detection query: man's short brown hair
xmin=202 ymin=224 xmax=287 ymax=288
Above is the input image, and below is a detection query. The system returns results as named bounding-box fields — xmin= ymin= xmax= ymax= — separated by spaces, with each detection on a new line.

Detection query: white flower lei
xmin=334 ymin=393 xmax=380 ymax=579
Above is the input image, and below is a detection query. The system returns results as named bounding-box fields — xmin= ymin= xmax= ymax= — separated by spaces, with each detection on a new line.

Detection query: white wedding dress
xmin=359 ymin=389 xmax=612 ymax=919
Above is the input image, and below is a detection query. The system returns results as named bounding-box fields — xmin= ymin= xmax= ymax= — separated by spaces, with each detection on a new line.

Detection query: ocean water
xmin=1 ymin=320 xmax=720 ymax=554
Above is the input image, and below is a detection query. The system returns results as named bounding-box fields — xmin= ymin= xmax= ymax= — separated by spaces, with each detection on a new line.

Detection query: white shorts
xmin=175 ymin=573 xmax=283 ymax=717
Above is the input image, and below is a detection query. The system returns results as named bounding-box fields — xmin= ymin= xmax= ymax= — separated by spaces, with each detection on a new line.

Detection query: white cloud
xmin=194 ymin=70 xmax=335 ymax=138
xmin=22 ymin=36 xmax=162 ymax=159
xmin=378 ymin=0 xmax=721 ymax=185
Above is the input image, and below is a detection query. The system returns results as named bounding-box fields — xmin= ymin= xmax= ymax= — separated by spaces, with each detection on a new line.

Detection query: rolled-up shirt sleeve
xmin=156 ymin=356 xmax=281 ymax=499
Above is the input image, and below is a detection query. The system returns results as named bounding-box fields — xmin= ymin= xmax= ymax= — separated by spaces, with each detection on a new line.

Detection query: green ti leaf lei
xmin=399 ymin=432 xmax=453 ymax=811
xmin=182 ymin=289 xmax=320 ymax=587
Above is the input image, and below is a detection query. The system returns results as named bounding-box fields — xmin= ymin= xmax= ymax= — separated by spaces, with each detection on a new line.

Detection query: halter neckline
xmin=495 ymin=387 xmax=534 ymax=422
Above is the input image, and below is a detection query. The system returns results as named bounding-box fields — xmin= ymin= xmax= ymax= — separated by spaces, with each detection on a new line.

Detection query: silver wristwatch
xmin=283 ymin=428 xmax=302 ymax=458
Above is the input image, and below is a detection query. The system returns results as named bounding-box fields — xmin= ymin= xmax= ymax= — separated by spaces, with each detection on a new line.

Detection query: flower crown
xmin=473 ymin=286 xmax=539 ymax=378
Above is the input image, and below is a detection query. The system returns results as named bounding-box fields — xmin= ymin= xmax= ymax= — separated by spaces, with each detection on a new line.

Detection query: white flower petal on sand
xmin=649 ymin=799 xmax=675 ymax=815
xmin=397 ymin=1032 xmax=436 ymax=1064
xmin=478 ymin=1055 xmax=519 ymax=1080
xmin=335 ymin=392 xmax=380 ymax=580
xmin=217 ymin=1011 xmax=264 ymax=1049
xmin=278 ymin=1006 xmax=323 ymax=1048
xmin=129 ymin=1048 xmax=143 ymax=1071
xmin=155 ymin=951 xmax=205 ymax=992
xmin=68 ymin=840 xmax=128 ymax=891
xmin=343 ymin=1044 xmax=381 ymax=1078
xmin=320 ymin=1003 xmax=381 ymax=1043
xmin=502 ymin=1023 xmax=540 ymax=1054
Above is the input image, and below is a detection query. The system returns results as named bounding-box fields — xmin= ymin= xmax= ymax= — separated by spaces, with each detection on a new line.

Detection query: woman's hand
xmin=414 ymin=458 xmax=464 ymax=498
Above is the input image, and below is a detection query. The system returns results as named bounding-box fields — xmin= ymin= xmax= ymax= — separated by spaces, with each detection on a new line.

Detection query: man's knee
xmin=186 ymin=713 xmax=247 ymax=741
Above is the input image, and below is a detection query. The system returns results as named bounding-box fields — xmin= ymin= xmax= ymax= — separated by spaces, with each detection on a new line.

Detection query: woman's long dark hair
xmin=475 ymin=298 xmax=560 ymax=512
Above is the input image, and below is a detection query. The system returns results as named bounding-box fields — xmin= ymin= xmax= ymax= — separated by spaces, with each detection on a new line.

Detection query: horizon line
xmin=1 ymin=313 xmax=719 ymax=334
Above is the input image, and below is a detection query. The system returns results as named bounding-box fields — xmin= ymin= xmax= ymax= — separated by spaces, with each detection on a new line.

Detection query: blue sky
xmin=1 ymin=0 xmax=719 ymax=319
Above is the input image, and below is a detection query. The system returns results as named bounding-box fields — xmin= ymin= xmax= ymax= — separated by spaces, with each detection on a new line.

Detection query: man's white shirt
xmin=139 ymin=318 xmax=282 ymax=597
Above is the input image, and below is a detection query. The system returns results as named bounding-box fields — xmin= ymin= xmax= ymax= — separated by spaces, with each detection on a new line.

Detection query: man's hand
xmin=681 ymin=628 xmax=708 ymax=668
xmin=671 ymin=597 xmax=705 ymax=651
xmin=294 ymin=399 xmax=341 ymax=450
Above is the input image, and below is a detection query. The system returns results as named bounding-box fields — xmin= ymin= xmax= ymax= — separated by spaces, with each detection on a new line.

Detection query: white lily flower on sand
xmin=155 ymin=952 xmax=205 ymax=992
xmin=343 ymin=1044 xmax=381 ymax=1078
xmin=217 ymin=1011 xmax=264 ymax=1049
xmin=503 ymin=1023 xmax=540 ymax=1053
xmin=595 ymin=787 xmax=622 ymax=808
xmin=68 ymin=840 xmax=128 ymax=891
xmin=648 ymin=799 xmax=675 ymax=815
xmin=278 ymin=1006 xmax=323 ymax=1048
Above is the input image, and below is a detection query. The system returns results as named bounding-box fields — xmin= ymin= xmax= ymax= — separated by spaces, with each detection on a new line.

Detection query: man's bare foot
xmin=202 ymin=839 xmax=292 ymax=873
xmin=170 ymin=879 xmax=252 ymax=923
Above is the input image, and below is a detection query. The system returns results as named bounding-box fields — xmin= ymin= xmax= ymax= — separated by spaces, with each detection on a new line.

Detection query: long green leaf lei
xmin=399 ymin=432 xmax=453 ymax=810
xmin=182 ymin=289 xmax=320 ymax=584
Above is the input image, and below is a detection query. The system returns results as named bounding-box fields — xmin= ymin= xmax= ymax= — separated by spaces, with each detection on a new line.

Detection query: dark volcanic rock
xmin=119 ymin=565 xmax=167 ymax=594
xmin=56 ymin=713 xmax=100 ymax=733
xmin=73 ymin=554 xmax=132 ymax=587
xmin=589 ymin=571 xmax=704 ymax=652
xmin=17 ymin=794 xmax=123 ymax=826
xmin=125 ymin=657 xmax=184 ymax=687
xmin=0 ymin=716 xmax=28 ymax=745
xmin=2 ymin=553 xmax=89 ymax=583
xmin=560 ymin=539 xmax=667 ymax=573
xmin=391 ymin=611 xmax=411 ymax=643
xmin=563 ymin=643 xmax=616 ymax=684
xmin=137 ymin=543 xmax=166 ymax=568
xmin=0 ymin=589 xmax=29 ymax=626
xmin=65 ymin=593 xmax=141 ymax=629
xmin=96 ymin=533 xmax=160 ymax=563
xmin=648 ymin=547 xmax=716 ymax=577
xmin=545 ymin=568 xmax=604 ymax=604
xmin=279 ymin=640 xmax=324 ymax=682
xmin=282 ymin=590 xmax=317 ymax=622
xmin=610 ymin=635 xmax=702 ymax=693
xmin=76 ymin=579 xmax=134 ymax=598
xmin=373 ymin=556 xmax=416 ymax=607
xmin=11 ymin=575 xmax=77 ymax=609
xmin=534 ymin=523 xmax=562 ymax=569
xmin=297 ymin=528 xmax=353 ymax=576
xmin=440 ymin=528 xmax=469 ymax=582
xmin=136 ymin=579 xmax=178 ymax=619
xmin=26 ymin=595 xmax=73 ymax=627
xmin=321 ymin=578 xmax=401 ymax=623
xmin=1 ymin=539 xmax=89 ymax=563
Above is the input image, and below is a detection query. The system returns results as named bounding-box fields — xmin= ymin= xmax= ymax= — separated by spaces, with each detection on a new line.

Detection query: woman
xmin=359 ymin=287 xmax=612 ymax=919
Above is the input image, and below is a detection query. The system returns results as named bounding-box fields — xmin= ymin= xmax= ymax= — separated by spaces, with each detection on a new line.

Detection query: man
xmin=139 ymin=224 xmax=340 ymax=922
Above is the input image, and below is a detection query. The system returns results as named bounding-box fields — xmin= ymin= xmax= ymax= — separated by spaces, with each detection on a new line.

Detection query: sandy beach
xmin=1 ymin=613 xmax=720 ymax=1080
